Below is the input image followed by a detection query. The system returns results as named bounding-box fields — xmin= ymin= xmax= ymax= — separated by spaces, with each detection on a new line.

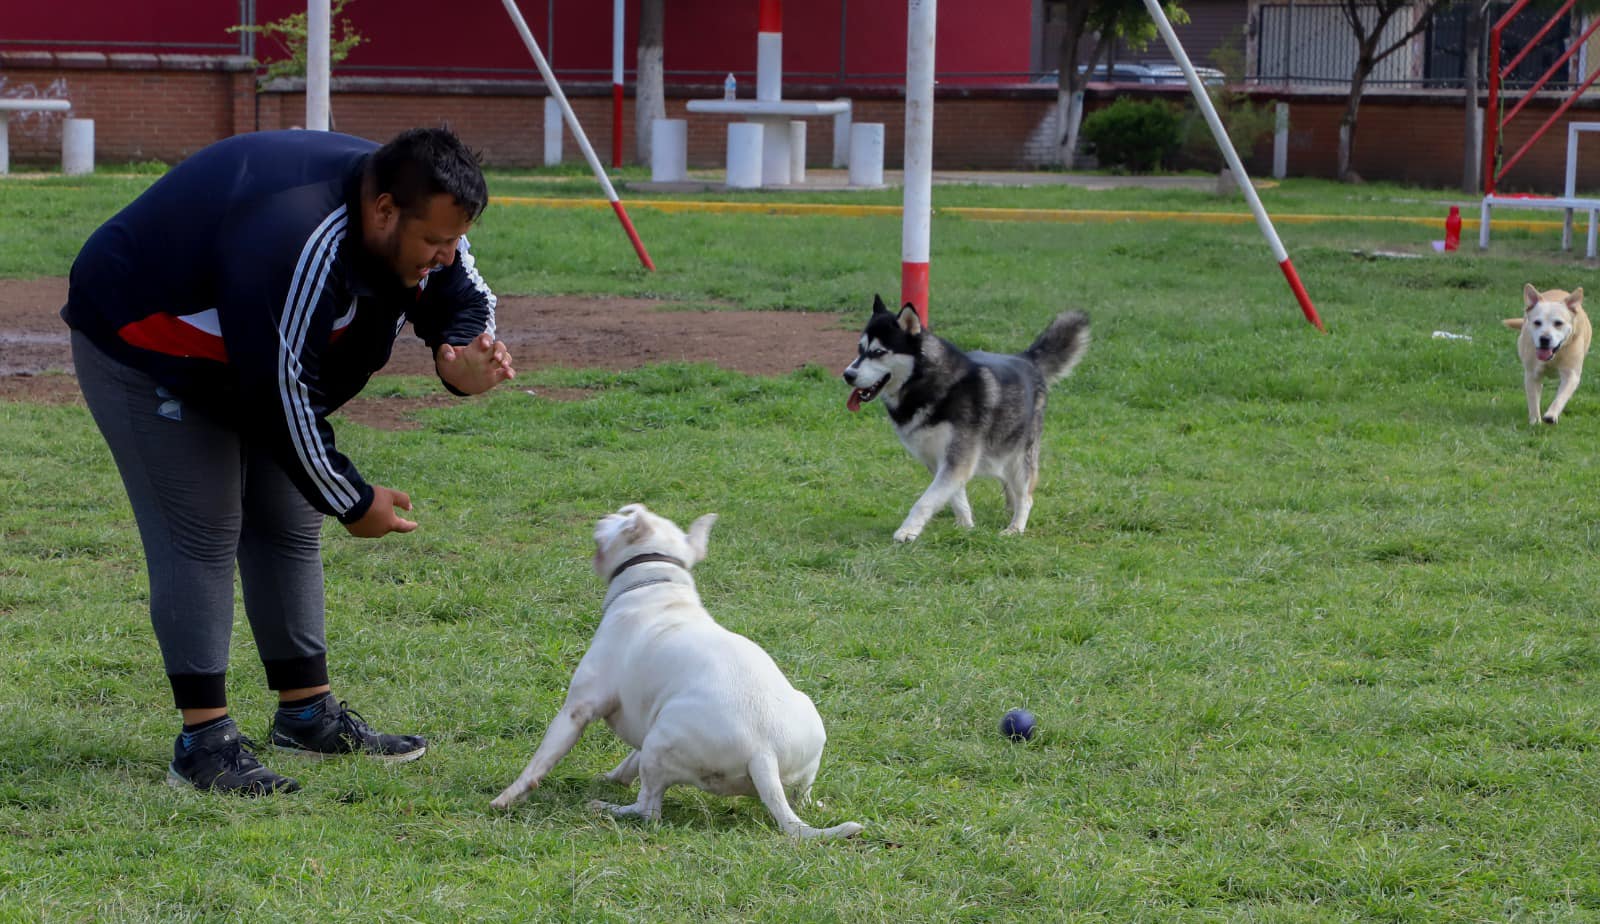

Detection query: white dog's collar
xmin=603 ymin=553 xmax=694 ymax=609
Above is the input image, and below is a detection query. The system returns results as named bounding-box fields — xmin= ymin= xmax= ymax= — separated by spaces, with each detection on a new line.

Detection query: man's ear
xmin=686 ymin=514 xmax=718 ymax=564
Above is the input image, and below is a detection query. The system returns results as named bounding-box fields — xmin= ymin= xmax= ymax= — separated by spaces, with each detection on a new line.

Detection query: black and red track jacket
xmin=61 ymin=130 xmax=498 ymax=525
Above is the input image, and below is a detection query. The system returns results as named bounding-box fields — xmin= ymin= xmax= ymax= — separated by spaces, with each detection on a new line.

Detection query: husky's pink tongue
xmin=847 ymin=389 xmax=864 ymax=412
xmin=1538 ymin=347 xmax=1556 ymax=362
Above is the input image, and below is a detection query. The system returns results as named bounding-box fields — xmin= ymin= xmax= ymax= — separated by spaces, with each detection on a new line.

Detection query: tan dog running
xmin=1505 ymin=284 xmax=1591 ymax=425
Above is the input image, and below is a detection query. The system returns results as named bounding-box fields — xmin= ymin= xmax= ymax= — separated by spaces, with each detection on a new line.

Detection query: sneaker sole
xmin=165 ymin=763 xmax=301 ymax=794
xmin=271 ymin=743 xmax=427 ymax=764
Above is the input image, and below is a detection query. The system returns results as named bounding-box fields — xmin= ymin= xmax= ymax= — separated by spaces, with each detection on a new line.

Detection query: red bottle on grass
xmin=1445 ymin=205 xmax=1462 ymax=251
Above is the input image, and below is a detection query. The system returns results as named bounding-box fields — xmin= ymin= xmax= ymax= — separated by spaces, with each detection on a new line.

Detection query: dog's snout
xmin=843 ymin=366 xmax=857 ymax=384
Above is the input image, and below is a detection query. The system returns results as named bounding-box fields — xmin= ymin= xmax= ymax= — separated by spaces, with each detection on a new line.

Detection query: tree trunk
xmin=1337 ymin=47 xmax=1377 ymax=181
xmin=1461 ymin=3 xmax=1483 ymax=193
xmin=634 ymin=0 xmax=665 ymax=164
xmin=1052 ymin=5 xmax=1096 ymax=167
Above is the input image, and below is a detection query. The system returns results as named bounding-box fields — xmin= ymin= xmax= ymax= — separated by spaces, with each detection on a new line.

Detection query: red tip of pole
xmin=900 ymin=262 xmax=929 ymax=325
xmin=1277 ymin=258 xmax=1324 ymax=332
xmin=610 ymin=200 xmax=656 ymax=272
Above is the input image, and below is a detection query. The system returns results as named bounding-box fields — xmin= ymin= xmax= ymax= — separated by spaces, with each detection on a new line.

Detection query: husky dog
xmin=491 ymin=504 xmax=862 ymax=841
xmin=1504 ymin=284 xmax=1592 ymax=425
xmin=842 ymin=296 xmax=1090 ymax=542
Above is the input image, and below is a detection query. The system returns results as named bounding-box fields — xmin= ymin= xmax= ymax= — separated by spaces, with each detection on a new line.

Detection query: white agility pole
xmin=901 ymin=0 xmax=936 ymax=324
xmin=611 ymin=0 xmax=624 ymax=168
xmin=306 ymin=0 xmax=331 ymax=131
xmin=1141 ymin=0 xmax=1324 ymax=332
xmin=500 ymin=0 xmax=656 ymax=271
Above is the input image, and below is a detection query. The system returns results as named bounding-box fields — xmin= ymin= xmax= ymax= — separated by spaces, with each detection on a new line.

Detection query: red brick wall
xmin=6 ymin=51 xmax=1600 ymax=191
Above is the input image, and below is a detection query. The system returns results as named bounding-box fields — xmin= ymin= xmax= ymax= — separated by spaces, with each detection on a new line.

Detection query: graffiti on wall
xmin=0 ymin=78 xmax=71 ymax=138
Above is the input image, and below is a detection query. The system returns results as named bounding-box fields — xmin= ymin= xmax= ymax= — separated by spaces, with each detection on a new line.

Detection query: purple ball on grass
xmin=1000 ymin=708 xmax=1036 ymax=742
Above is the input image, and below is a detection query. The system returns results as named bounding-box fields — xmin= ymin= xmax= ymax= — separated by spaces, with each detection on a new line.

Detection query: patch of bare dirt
xmin=0 ymin=278 xmax=855 ymax=430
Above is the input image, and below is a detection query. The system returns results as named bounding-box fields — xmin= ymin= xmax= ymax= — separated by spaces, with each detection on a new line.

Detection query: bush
xmin=1081 ymin=98 xmax=1184 ymax=173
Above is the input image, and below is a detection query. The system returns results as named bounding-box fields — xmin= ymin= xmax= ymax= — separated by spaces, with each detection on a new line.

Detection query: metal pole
xmin=306 ymin=0 xmax=330 ymax=131
xmin=612 ymin=0 xmax=624 ymax=167
xmin=1142 ymin=0 xmax=1324 ymax=332
xmin=500 ymin=0 xmax=656 ymax=271
xmin=902 ymin=0 xmax=936 ymax=324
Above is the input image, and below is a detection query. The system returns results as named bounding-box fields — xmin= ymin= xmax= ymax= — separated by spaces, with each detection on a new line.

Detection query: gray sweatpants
xmin=72 ymin=330 xmax=329 ymax=709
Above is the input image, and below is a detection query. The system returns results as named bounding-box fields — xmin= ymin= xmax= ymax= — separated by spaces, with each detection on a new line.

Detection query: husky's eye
xmin=866 ymin=349 xmax=886 ymax=359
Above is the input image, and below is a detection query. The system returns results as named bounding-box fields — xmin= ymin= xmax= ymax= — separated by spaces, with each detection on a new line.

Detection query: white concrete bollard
xmin=543 ymin=97 xmax=563 ymax=166
xmin=1272 ymin=103 xmax=1288 ymax=180
xmin=0 ymin=121 xmax=10 ymax=175
xmin=651 ymin=118 xmax=688 ymax=183
xmin=788 ymin=120 xmax=806 ymax=185
xmin=726 ymin=122 xmax=763 ymax=189
xmin=62 ymin=118 xmax=94 ymax=176
xmin=832 ymin=99 xmax=852 ymax=168
xmin=848 ymin=122 xmax=884 ymax=188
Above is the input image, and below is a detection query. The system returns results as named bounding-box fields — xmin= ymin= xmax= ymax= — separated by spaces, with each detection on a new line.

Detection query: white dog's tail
xmin=748 ymin=753 xmax=863 ymax=842
xmin=1023 ymin=310 xmax=1091 ymax=387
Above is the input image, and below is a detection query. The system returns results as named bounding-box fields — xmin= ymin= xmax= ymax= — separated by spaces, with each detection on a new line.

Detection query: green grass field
xmin=3 ymin=169 xmax=1600 ymax=921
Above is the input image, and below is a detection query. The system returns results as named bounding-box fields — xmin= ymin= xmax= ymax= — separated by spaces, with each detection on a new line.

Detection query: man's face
xmin=368 ymin=192 xmax=474 ymax=287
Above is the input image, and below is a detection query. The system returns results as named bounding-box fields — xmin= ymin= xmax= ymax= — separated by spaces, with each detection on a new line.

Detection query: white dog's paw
xmin=1543 ymin=414 xmax=1560 ymax=425
xmin=893 ymin=528 xmax=920 ymax=543
xmin=1000 ymin=526 xmax=1025 ymax=536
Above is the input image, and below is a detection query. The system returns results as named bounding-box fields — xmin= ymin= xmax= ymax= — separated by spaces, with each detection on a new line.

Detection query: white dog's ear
xmin=623 ymin=513 xmax=651 ymax=544
xmin=686 ymin=514 xmax=718 ymax=563
xmin=1569 ymin=287 xmax=1584 ymax=309
xmin=897 ymin=305 xmax=923 ymax=336
xmin=1525 ymin=283 xmax=1541 ymax=311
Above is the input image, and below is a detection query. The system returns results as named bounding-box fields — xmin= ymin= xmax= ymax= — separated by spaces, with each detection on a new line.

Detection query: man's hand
xmin=344 ymin=485 xmax=418 ymax=538
xmin=436 ymin=332 xmax=516 ymax=395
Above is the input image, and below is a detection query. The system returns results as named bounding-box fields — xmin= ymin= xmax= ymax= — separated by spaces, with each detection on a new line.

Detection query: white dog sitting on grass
xmin=491 ymin=504 xmax=862 ymax=841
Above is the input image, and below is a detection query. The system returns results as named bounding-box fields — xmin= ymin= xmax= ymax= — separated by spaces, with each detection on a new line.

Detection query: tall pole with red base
xmin=1141 ymin=0 xmax=1323 ymax=331
xmin=901 ymin=0 xmax=935 ymax=325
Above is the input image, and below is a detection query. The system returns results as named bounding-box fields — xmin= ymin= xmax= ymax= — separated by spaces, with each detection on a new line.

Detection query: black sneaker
xmin=270 ymin=693 xmax=427 ymax=763
xmin=166 ymin=717 xmax=301 ymax=796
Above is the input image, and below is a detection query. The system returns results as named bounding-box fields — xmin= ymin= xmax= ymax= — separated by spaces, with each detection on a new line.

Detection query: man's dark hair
xmin=368 ymin=127 xmax=488 ymax=221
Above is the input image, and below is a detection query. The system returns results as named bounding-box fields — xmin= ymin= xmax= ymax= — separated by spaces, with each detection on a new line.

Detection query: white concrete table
xmin=0 ymin=98 xmax=73 ymax=174
xmin=685 ymin=98 xmax=850 ymax=187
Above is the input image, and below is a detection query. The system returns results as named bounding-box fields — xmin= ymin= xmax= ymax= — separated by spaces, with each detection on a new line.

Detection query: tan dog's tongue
xmin=847 ymin=389 xmax=864 ymax=412
xmin=1538 ymin=347 xmax=1556 ymax=362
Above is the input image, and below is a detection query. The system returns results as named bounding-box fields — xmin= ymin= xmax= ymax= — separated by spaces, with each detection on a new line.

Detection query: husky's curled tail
xmin=1022 ymin=311 xmax=1091 ymax=386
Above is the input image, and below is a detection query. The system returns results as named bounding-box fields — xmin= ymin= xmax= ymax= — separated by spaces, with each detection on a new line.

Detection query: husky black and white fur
xmin=843 ymin=295 xmax=1090 ymax=542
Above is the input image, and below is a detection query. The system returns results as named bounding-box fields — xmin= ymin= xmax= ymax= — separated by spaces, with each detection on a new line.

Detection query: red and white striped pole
xmin=757 ymin=0 xmax=782 ymax=102
xmin=1141 ymin=0 xmax=1323 ymax=332
xmin=500 ymin=0 xmax=655 ymax=271
xmin=902 ymin=0 xmax=936 ymax=325
xmin=612 ymin=0 xmax=624 ymax=168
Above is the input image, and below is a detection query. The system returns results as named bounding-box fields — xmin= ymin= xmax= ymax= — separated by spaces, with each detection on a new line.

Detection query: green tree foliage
xmin=229 ymin=0 xmax=364 ymax=89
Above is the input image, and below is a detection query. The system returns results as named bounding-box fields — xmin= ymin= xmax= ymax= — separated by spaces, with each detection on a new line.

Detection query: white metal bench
xmin=1479 ymin=121 xmax=1600 ymax=259
xmin=0 ymin=97 xmax=74 ymax=175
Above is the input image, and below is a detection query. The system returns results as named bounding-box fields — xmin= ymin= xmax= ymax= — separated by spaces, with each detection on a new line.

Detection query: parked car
xmin=1032 ymin=63 xmax=1225 ymax=86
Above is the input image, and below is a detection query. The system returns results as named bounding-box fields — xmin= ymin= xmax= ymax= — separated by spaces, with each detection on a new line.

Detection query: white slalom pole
xmin=500 ymin=0 xmax=656 ymax=271
xmin=901 ymin=0 xmax=936 ymax=324
xmin=1141 ymin=0 xmax=1324 ymax=332
xmin=306 ymin=0 xmax=330 ymax=131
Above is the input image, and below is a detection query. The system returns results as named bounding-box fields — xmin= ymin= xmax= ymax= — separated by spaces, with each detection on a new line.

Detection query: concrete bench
xmin=0 ymin=98 xmax=92 ymax=175
xmin=684 ymin=98 xmax=851 ymax=187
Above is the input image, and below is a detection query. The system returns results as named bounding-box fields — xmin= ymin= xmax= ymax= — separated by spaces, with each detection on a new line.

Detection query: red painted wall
xmin=5 ymin=1 xmax=1035 ymax=85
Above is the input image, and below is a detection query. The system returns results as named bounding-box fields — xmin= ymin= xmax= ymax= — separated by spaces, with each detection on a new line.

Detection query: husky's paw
xmin=1543 ymin=414 xmax=1560 ymax=425
xmin=892 ymin=528 xmax=920 ymax=543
